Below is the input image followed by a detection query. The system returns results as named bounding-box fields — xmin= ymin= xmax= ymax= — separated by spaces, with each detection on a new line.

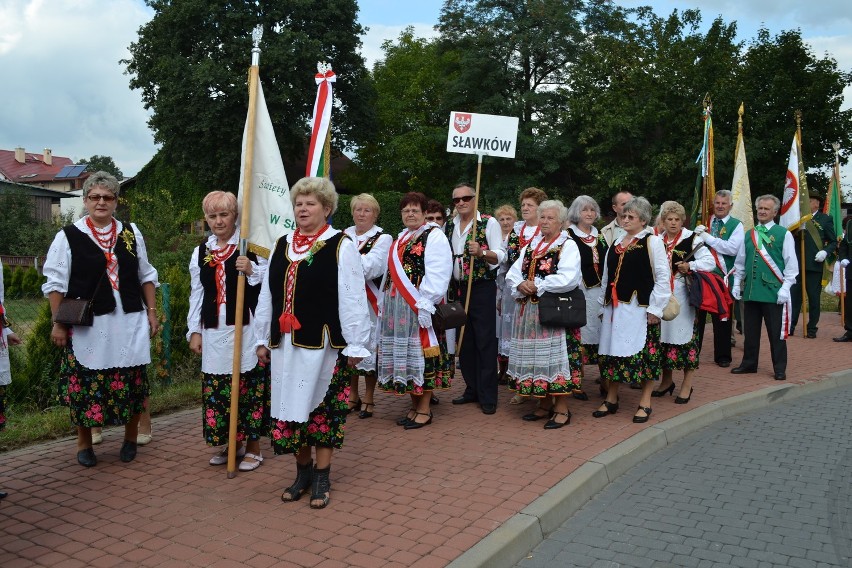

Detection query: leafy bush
xmin=8 ymin=301 xmax=62 ymax=410
xmin=21 ymin=267 xmax=42 ymax=296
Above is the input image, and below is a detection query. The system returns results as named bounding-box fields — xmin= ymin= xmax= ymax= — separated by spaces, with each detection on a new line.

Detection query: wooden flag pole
xmin=226 ymin=28 xmax=262 ymax=478
xmin=795 ymin=113 xmax=807 ymax=337
xmin=455 ymin=152 xmax=484 ymax=354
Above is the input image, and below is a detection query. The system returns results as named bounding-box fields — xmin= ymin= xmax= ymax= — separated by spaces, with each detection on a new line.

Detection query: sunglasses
xmin=425 ymin=215 xmax=443 ymax=222
xmin=86 ymin=194 xmax=116 ymax=203
xmin=452 ymin=195 xmax=474 ymax=204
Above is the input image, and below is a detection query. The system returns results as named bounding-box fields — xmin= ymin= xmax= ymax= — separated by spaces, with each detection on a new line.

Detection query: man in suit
xmin=790 ymin=191 xmax=836 ymax=338
xmin=600 ymin=191 xmax=633 ymax=247
xmin=731 ymin=195 xmax=798 ymax=380
xmin=834 ymin=217 xmax=852 ymax=342
xmin=693 ymin=190 xmax=744 ymax=367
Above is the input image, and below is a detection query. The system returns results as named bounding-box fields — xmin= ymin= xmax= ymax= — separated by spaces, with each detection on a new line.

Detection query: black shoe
xmin=592 ymin=400 xmax=619 ymax=418
xmin=452 ymin=396 xmax=477 ymax=405
xmin=521 ymin=408 xmax=551 ymax=421
xmin=544 ymin=411 xmax=572 ymax=429
xmin=632 ymin=406 xmax=652 ymax=424
xmin=0 ymin=491 xmax=8 ymax=499
xmin=774 ymin=372 xmax=786 ymax=380
xmin=716 ymin=360 xmax=731 ymax=368
xmin=731 ymin=366 xmax=757 ymax=374
xmin=834 ymin=333 xmax=852 ymax=343
xmin=481 ymin=404 xmax=497 ymax=415
xmin=572 ymin=390 xmax=589 ymax=401
xmin=396 ymin=408 xmax=416 ymax=426
xmin=281 ymin=460 xmax=313 ymax=502
xmin=120 ymin=440 xmax=137 ymax=463
xmin=404 ymin=412 xmax=432 ymax=430
xmin=806 ymin=331 xmax=817 ymax=339
xmin=651 ymin=383 xmax=675 ymax=398
xmin=674 ymin=388 xmax=694 ymax=404
xmin=77 ymin=448 xmax=97 ymax=468
xmin=431 ymin=394 xmax=440 ymax=405
xmin=358 ymin=402 xmax=374 ymax=419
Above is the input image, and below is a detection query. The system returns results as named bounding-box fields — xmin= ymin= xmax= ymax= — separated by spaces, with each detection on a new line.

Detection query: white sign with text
xmin=446 ymin=111 xmax=519 ymax=159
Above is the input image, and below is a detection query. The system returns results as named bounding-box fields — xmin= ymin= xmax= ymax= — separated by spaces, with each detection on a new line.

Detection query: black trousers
xmin=740 ymin=301 xmax=787 ymax=375
xmin=696 ymin=307 xmax=733 ymax=364
xmin=790 ymin=269 xmax=822 ymax=334
xmin=458 ymin=279 xmax=498 ymax=405
xmin=843 ymin=268 xmax=852 ymax=333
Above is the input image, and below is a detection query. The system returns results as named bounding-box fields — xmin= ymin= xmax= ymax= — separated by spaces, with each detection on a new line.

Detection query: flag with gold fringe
xmin=692 ymin=97 xmax=715 ymax=227
xmin=730 ymin=103 xmax=753 ymax=231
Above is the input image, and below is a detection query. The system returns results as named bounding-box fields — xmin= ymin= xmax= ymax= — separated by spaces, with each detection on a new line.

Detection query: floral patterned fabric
xmin=269 ymin=354 xmax=350 ymax=454
xmin=599 ymin=323 xmax=661 ymax=385
xmin=446 ymin=214 xmax=497 ymax=285
xmin=661 ymin=316 xmax=701 ymax=371
xmin=581 ymin=343 xmax=600 ymax=365
xmin=202 ymin=362 xmax=269 ymax=446
xmin=57 ymin=342 xmax=148 ymax=426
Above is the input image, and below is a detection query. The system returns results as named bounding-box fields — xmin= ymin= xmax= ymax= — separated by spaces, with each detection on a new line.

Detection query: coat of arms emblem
xmin=454 ymin=113 xmax=472 ymax=134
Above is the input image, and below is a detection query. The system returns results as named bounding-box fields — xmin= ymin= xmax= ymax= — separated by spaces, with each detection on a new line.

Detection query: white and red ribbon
xmin=305 ymin=65 xmax=336 ymax=177
xmin=387 ymin=232 xmax=439 ymax=356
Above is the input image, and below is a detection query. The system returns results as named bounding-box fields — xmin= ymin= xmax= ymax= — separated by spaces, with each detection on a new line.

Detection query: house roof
xmin=0 ymin=149 xmax=84 ymax=184
xmin=0 ymin=179 xmax=77 ymax=198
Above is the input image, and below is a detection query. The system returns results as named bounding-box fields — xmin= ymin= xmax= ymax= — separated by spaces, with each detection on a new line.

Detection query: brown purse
xmin=431 ymin=302 xmax=467 ymax=332
xmin=54 ymin=272 xmax=106 ymax=327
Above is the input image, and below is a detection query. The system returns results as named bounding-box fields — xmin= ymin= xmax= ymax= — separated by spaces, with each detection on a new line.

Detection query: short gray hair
xmin=622 ymin=196 xmax=653 ymax=225
xmin=755 ymin=194 xmax=780 ymax=213
xmin=538 ymin=199 xmax=568 ymax=223
xmin=83 ymin=171 xmax=120 ymax=198
xmin=715 ymin=189 xmax=732 ymax=201
xmin=567 ymin=195 xmax=600 ymax=224
xmin=291 ymin=176 xmax=339 ymax=214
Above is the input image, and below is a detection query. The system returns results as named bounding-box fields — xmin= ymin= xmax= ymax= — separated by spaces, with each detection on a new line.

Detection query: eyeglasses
xmin=425 ymin=216 xmax=443 ymax=222
xmin=401 ymin=208 xmax=422 ymax=215
xmin=86 ymin=194 xmax=116 ymax=203
xmin=452 ymin=195 xmax=474 ymax=204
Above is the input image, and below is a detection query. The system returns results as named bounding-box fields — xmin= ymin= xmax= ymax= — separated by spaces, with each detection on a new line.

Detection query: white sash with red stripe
xmin=387 ymin=229 xmax=440 ymax=357
xmin=750 ymin=230 xmax=790 ymax=340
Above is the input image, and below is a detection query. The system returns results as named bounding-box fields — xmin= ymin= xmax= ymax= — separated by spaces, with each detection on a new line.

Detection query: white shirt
xmin=702 ymin=215 xmax=745 ymax=258
xmin=42 ymin=217 xmax=159 ymax=370
xmin=343 ymin=225 xmax=393 ymax=281
xmin=506 ymin=231 xmax=581 ymax=298
xmin=449 ymin=212 xmax=505 ymax=280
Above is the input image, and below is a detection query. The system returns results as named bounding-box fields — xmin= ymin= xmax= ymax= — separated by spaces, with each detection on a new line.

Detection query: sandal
xmin=396 ymin=408 xmax=416 ymax=426
xmin=346 ymin=398 xmax=361 ymax=415
xmin=632 ymin=405 xmax=652 ymax=424
xmin=544 ymin=410 xmax=572 ymax=429
xmin=310 ymin=466 xmax=331 ymax=509
xmin=358 ymin=401 xmax=374 ymax=419
xmin=403 ymin=411 xmax=432 ymax=430
xmin=281 ymin=460 xmax=313 ymax=502
xmin=522 ymin=403 xmax=553 ymax=421
xmin=238 ymin=452 xmax=263 ymax=471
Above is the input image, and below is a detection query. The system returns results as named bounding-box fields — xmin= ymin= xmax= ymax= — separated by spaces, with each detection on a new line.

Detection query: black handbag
xmin=54 ymin=272 xmax=106 ymax=327
xmin=537 ymin=289 xmax=586 ymax=328
xmin=431 ymin=302 xmax=467 ymax=332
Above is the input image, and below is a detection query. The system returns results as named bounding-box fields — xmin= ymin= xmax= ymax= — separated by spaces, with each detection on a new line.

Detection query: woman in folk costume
xmin=505 ymin=200 xmax=582 ymax=429
xmin=566 ymin=195 xmax=608 ymax=395
xmin=1 ymin=259 xmax=22 ymax=499
xmin=377 ymin=192 xmax=453 ymax=430
xmin=494 ymin=203 xmax=518 ymax=386
xmin=187 ymin=191 xmax=268 ymax=471
xmin=255 ymin=177 xmax=371 ymax=509
xmin=43 ymin=171 xmax=159 ymax=467
xmin=594 ymin=197 xmax=671 ymax=424
xmin=652 ymin=201 xmax=715 ymax=404
xmin=503 ymin=187 xmax=547 ymax=405
xmin=343 ymin=193 xmax=392 ymax=419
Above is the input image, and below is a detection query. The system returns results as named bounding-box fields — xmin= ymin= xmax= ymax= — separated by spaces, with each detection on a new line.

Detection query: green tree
xmin=123 ymin=0 xmax=376 ymax=189
xmin=0 ymin=189 xmax=61 ymax=257
xmin=79 ymin=155 xmax=124 ymax=179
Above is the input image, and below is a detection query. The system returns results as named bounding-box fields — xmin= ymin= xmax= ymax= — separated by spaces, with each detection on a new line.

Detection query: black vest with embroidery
xmin=603 ymin=235 xmax=654 ymax=307
xmin=268 ymin=232 xmax=346 ymax=349
xmin=383 ymin=228 xmax=431 ymax=292
xmin=519 ymin=237 xmax=566 ymax=304
xmin=198 ymin=244 xmax=260 ymax=329
xmin=64 ymin=223 xmax=143 ymax=315
xmin=445 ymin=214 xmax=497 ymax=282
xmin=666 ymin=234 xmax=695 ymax=273
xmin=568 ymin=228 xmax=606 ymax=288
xmin=359 ymin=230 xmax=385 ymax=289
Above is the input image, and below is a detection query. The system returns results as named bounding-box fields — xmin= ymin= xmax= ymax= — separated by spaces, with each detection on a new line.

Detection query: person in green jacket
xmin=790 ymin=191 xmax=836 ymax=338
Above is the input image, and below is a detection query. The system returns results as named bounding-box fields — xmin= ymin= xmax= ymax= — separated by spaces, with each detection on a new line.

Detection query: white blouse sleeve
xmin=485 ymin=216 xmax=506 ymax=267
xmin=131 ymin=224 xmax=159 ymax=286
xmin=505 ymin=247 xmax=527 ymax=299
xmin=361 ymin=233 xmax=392 ymax=281
xmin=338 ymin=238 xmax=372 ymax=357
xmin=688 ymin=238 xmax=717 ymax=274
xmin=246 ymin=256 xmax=267 ymax=287
xmin=647 ymin=235 xmax=672 ymax=318
xmin=416 ymin=228 xmax=453 ymax=311
xmin=186 ymin=246 xmax=203 ymax=339
xmin=253 ymin=244 xmax=277 ymax=348
xmin=41 ymin=230 xmax=72 ymax=296
xmin=537 ymin=238 xmax=582 ymax=296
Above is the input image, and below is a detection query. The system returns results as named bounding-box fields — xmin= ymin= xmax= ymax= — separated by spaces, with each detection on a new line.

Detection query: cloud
xmin=360 ymin=22 xmax=438 ymax=69
xmin=0 ymin=0 xmax=156 ymax=176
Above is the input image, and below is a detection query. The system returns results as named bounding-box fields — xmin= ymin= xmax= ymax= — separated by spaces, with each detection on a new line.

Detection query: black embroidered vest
xmin=603 ymin=235 xmax=654 ymax=307
xmin=64 ymin=223 xmax=143 ymax=315
xmin=445 ymin=214 xmax=497 ymax=282
xmin=568 ymin=228 xmax=606 ymax=289
xmin=666 ymin=234 xmax=695 ymax=273
xmin=383 ymin=229 xmax=431 ymax=292
xmin=268 ymin=232 xmax=346 ymax=349
xmin=197 ymin=244 xmax=260 ymax=329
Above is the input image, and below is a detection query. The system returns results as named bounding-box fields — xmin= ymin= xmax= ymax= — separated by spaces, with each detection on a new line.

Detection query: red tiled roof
xmin=0 ymin=149 xmax=75 ymax=183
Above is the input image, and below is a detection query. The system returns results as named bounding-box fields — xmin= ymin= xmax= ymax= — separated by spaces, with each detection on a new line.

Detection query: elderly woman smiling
xmin=43 ymin=171 xmax=159 ymax=467
xmin=505 ymin=199 xmax=582 ymax=429
xmin=255 ymin=177 xmax=371 ymax=509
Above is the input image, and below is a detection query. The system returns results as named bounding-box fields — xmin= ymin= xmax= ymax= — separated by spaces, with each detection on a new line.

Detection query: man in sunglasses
xmin=446 ymin=183 xmax=505 ymax=414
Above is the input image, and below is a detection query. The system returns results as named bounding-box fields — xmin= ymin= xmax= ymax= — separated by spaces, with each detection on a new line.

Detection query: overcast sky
xmin=1 ymin=0 xmax=850 ymax=183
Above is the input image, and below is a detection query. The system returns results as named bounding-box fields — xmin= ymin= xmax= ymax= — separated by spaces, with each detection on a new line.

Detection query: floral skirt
xmin=269 ymin=354 xmax=349 ymax=454
xmin=661 ymin=317 xmax=701 ymax=371
xmin=581 ymin=343 xmax=600 ymax=366
xmin=57 ymin=346 xmax=148 ymax=427
xmin=0 ymin=385 xmax=6 ymax=431
xmin=507 ymin=302 xmax=580 ymax=397
xmin=202 ymin=363 xmax=269 ymax=446
xmin=599 ymin=323 xmax=661 ymax=385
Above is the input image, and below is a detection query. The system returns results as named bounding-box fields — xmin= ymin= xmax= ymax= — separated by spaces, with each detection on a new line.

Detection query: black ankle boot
xmin=310 ymin=465 xmax=331 ymax=509
xmin=281 ymin=459 xmax=313 ymax=502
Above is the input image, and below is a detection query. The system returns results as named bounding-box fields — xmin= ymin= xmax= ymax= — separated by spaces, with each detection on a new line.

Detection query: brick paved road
xmin=515 ymin=383 xmax=852 ymax=568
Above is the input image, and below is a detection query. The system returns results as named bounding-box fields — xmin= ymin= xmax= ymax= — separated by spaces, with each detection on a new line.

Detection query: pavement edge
xmin=447 ymin=368 xmax=852 ymax=568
